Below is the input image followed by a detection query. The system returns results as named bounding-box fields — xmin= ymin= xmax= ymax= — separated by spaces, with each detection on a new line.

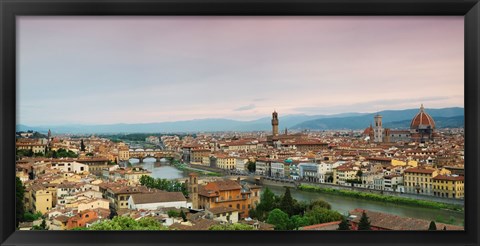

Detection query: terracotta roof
xmin=131 ymin=192 xmax=186 ymax=204
xmin=207 ymin=206 xmax=238 ymax=215
xmin=300 ymin=221 xmax=341 ymax=230
xmin=349 ymin=209 xmax=463 ymax=230
xmin=169 ymin=218 xmax=219 ymax=230
xmin=404 ymin=168 xmax=436 ymax=174
xmin=432 ymin=175 xmax=464 ymax=182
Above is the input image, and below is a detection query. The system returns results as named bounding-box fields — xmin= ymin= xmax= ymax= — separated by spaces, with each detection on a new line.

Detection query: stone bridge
xmin=128 ymin=149 xmax=178 ymax=162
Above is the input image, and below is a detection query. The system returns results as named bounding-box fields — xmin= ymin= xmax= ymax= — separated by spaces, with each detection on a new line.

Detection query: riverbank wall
xmin=260 ymin=178 xmax=296 ymax=188
xmin=297 ymin=182 xmax=464 ymax=206
xmin=258 ymin=178 xmax=463 ymax=206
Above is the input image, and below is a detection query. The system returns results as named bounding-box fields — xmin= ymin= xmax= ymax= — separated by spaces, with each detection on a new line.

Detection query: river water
xmin=129 ymin=158 xmax=187 ymax=179
xmin=130 ymin=158 xmax=464 ymax=226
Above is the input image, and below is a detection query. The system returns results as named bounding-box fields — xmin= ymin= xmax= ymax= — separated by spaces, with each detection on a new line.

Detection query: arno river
xmin=132 ymin=158 xmax=464 ymax=226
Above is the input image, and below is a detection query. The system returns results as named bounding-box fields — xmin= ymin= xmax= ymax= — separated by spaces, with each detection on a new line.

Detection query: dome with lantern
xmin=410 ymin=104 xmax=435 ymax=130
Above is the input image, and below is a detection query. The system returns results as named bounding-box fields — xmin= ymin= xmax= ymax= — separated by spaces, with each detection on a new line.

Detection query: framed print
xmin=1 ymin=0 xmax=479 ymax=246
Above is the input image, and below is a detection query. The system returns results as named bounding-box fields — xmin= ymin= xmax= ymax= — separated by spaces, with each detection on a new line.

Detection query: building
xmin=216 ymin=155 xmax=236 ymax=170
xmin=28 ymin=184 xmax=53 ymax=214
xmin=299 ymin=163 xmax=319 ymax=182
xmin=410 ymin=104 xmax=436 ymax=142
xmin=373 ymin=114 xmax=384 ymax=143
xmin=348 ymin=209 xmax=463 ymax=230
xmin=190 ymin=148 xmax=211 ymax=164
xmin=188 ymin=173 xmax=199 ymax=209
xmin=403 ymin=168 xmax=450 ymax=195
xmin=196 ymin=179 xmax=261 ymax=219
xmin=432 ymin=174 xmax=464 ymax=199
xmin=270 ymin=161 xmax=285 ymax=178
xmin=65 ymin=209 xmax=110 ymax=230
xmin=205 ymin=207 xmax=239 ymax=224
xmin=255 ymin=159 xmax=271 ymax=176
xmin=272 ymin=110 xmax=279 ymax=137
xmin=363 ymin=105 xmax=437 ymax=143
xmin=128 ymin=192 xmax=189 ymax=210
xmin=51 ymin=161 xmax=89 ymax=174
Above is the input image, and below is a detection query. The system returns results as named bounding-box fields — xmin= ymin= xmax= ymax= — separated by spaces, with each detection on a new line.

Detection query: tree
xmin=252 ymin=187 xmax=277 ymax=221
xmin=337 ymin=217 xmax=350 ymax=230
xmin=280 ymin=187 xmax=295 ymax=216
xmin=80 ymin=216 xmax=167 ymax=230
xmin=247 ymin=161 xmax=256 ymax=173
xmin=428 ymin=221 xmax=437 ymax=230
xmin=180 ymin=210 xmax=187 ymax=222
xmin=304 ymin=207 xmax=343 ymax=225
xmin=267 ymin=209 xmax=290 ymax=230
xmin=209 ymin=223 xmax=255 ymax=230
xmin=358 ymin=211 xmax=371 ymax=230
xmin=290 ymin=215 xmax=310 ymax=230
xmin=308 ymin=199 xmax=332 ymax=211
xmin=23 ymin=211 xmax=43 ymax=222
xmin=356 ymin=170 xmax=363 ymax=178
xmin=80 ymin=139 xmax=86 ymax=152
xmin=32 ymin=218 xmax=48 ymax=230
xmin=15 ymin=177 xmax=25 ymax=227
xmin=327 ymin=176 xmax=334 ymax=183
xmin=167 ymin=210 xmax=179 ymax=218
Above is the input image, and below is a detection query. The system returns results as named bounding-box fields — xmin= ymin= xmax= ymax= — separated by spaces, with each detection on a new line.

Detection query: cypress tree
xmin=358 ymin=211 xmax=371 ymax=230
xmin=280 ymin=187 xmax=295 ymax=216
xmin=180 ymin=210 xmax=187 ymax=222
xmin=80 ymin=139 xmax=86 ymax=152
xmin=15 ymin=177 xmax=25 ymax=227
xmin=337 ymin=217 xmax=351 ymax=230
xmin=428 ymin=221 xmax=437 ymax=230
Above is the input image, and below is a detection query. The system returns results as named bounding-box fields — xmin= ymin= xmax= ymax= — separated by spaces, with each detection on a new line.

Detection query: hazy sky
xmin=17 ymin=16 xmax=464 ymax=125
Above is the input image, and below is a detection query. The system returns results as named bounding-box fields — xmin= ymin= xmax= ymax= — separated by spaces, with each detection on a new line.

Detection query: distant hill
xmin=292 ymin=107 xmax=464 ymax=130
xmin=17 ymin=107 xmax=464 ymax=134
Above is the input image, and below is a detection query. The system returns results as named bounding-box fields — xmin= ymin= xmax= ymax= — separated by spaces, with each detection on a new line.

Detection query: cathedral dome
xmin=410 ymin=104 xmax=435 ymax=129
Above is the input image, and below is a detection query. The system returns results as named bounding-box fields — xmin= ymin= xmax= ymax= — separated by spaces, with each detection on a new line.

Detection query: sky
xmin=17 ymin=16 xmax=464 ymax=126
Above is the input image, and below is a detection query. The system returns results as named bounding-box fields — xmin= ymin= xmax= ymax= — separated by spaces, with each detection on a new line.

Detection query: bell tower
xmin=373 ymin=114 xmax=384 ymax=143
xmin=188 ymin=173 xmax=199 ymax=209
xmin=272 ymin=110 xmax=279 ymax=137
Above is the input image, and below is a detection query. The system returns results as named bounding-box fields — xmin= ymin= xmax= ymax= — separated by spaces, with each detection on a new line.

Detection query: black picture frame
xmin=1 ymin=0 xmax=479 ymax=245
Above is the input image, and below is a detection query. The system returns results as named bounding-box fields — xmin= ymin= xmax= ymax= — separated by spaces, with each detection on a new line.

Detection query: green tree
xmin=428 ymin=221 xmax=437 ymax=230
xmin=167 ymin=210 xmax=179 ymax=218
xmin=267 ymin=209 xmax=290 ymax=230
xmin=337 ymin=217 xmax=350 ymax=230
xmin=15 ymin=177 xmax=25 ymax=227
xmin=23 ymin=211 xmax=43 ymax=222
xmin=290 ymin=215 xmax=310 ymax=230
xmin=308 ymin=199 xmax=332 ymax=210
xmin=304 ymin=206 xmax=343 ymax=225
xmin=80 ymin=139 xmax=86 ymax=152
xmin=32 ymin=218 xmax=48 ymax=230
xmin=180 ymin=210 xmax=187 ymax=222
xmin=356 ymin=170 xmax=363 ymax=178
xmin=81 ymin=216 xmax=167 ymax=230
xmin=253 ymin=187 xmax=277 ymax=220
xmin=209 ymin=223 xmax=255 ymax=230
xmin=247 ymin=161 xmax=256 ymax=173
xmin=292 ymin=200 xmax=309 ymax=216
xmin=280 ymin=187 xmax=295 ymax=216
xmin=358 ymin=211 xmax=371 ymax=230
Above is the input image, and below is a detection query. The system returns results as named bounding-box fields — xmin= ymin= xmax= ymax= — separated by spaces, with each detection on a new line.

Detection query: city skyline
xmin=18 ymin=16 xmax=463 ymax=125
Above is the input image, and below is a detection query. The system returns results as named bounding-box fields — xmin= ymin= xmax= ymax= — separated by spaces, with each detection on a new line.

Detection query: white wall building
xmin=128 ymin=192 xmax=189 ymax=210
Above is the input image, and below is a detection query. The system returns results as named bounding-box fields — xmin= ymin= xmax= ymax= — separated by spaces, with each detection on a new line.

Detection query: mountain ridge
xmin=17 ymin=107 xmax=464 ymax=134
